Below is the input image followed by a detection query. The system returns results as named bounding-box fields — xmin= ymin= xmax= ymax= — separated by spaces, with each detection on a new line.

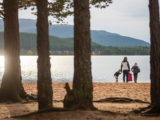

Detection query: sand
xmin=0 ymin=82 xmax=159 ymax=120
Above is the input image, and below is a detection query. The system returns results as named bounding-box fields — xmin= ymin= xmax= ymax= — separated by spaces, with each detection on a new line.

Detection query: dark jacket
xmin=131 ymin=66 xmax=140 ymax=74
xmin=114 ymin=72 xmax=121 ymax=77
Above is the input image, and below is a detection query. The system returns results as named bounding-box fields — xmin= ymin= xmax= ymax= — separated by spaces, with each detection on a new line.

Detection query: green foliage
xmin=0 ymin=32 xmax=150 ymax=55
xmin=0 ymin=0 xmax=35 ymax=18
xmin=48 ymin=0 xmax=112 ymax=22
xmin=0 ymin=0 xmax=112 ymax=22
xmin=90 ymin=0 xmax=112 ymax=8
xmin=18 ymin=0 xmax=35 ymax=9
xmin=0 ymin=2 xmax=4 ymax=18
xmin=48 ymin=0 xmax=73 ymax=23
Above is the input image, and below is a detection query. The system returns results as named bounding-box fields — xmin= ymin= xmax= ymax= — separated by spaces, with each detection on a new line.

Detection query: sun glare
xmin=0 ymin=56 xmax=4 ymax=67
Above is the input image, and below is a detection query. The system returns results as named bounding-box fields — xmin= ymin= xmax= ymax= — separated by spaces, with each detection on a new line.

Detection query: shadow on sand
xmin=94 ymin=97 xmax=150 ymax=104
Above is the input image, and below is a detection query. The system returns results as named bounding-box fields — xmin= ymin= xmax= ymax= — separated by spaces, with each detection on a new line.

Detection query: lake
xmin=0 ymin=56 xmax=150 ymax=83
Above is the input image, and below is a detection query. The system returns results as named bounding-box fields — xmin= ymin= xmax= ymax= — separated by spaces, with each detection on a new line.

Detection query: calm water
xmin=0 ymin=56 xmax=150 ymax=83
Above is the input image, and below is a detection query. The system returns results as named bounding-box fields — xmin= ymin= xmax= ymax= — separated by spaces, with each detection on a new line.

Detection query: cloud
xmin=110 ymin=0 xmax=149 ymax=18
xmin=89 ymin=0 xmax=150 ymax=42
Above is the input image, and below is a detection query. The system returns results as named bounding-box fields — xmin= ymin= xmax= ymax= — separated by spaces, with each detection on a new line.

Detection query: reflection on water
xmin=0 ymin=56 xmax=150 ymax=83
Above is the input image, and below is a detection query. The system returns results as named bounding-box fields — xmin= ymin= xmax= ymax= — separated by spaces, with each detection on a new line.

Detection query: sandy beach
xmin=0 ymin=82 xmax=159 ymax=120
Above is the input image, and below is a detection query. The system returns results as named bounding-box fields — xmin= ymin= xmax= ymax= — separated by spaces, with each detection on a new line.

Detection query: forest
xmin=0 ymin=32 xmax=150 ymax=55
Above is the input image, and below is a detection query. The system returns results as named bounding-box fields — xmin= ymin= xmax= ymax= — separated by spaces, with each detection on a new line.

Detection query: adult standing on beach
xmin=121 ymin=57 xmax=130 ymax=83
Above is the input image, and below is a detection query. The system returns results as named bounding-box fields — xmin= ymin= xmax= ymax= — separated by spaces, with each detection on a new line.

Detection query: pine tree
xmin=64 ymin=0 xmax=94 ymax=109
xmin=149 ymin=0 xmax=160 ymax=113
xmin=0 ymin=0 xmax=26 ymax=102
xmin=36 ymin=0 xmax=53 ymax=110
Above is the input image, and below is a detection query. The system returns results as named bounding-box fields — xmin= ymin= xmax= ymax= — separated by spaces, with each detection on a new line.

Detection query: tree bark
xmin=0 ymin=0 xmax=26 ymax=102
xmin=64 ymin=0 xmax=94 ymax=109
xmin=36 ymin=0 xmax=53 ymax=110
xmin=149 ymin=0 xmax=160 ymax=113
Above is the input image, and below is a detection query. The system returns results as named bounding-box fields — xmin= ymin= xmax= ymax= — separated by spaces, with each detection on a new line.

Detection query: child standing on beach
xmin=114 ymin=69 xmax=121 ymax=83
xmin=131 ymin=62 xmax=140 ymax=83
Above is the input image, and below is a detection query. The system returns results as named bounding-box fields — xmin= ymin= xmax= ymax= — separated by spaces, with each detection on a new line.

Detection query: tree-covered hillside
xmin=0 ymin=32 xmax=150 ymax=55
xmin=0 ymin=19 xmax=150 ymax=47
xmin=0 ymin=32 xmax=101 ymax=55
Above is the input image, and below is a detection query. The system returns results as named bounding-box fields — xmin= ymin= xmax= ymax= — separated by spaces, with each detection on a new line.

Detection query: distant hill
xmin=0 ymin=32 xmax=150 ymax=55
xmin=0 ymin=19 xmax=150 ymax=47
xmin=0 ymin=32 xmax=102 ymax=55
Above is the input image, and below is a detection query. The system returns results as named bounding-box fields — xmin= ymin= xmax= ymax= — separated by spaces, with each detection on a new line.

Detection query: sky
xmin=19 ymin=0 xmax=150 ymax=42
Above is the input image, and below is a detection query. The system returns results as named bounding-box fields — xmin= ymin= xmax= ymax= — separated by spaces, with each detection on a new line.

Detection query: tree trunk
xmin=36 ymin=0 xmax=53 ymax=110
xmin=0 ymin=0 xmax=26 ymax=102
xmin=149 ymin=0 xmax=160 ymax=113
xmin=64 ymin=0 xmax=94 ymax=109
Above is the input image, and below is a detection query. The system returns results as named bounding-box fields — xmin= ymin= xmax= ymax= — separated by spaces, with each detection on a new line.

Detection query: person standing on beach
xmin=121 ymin=57 xmax=130 ymax=83
xmin=131 ymin=62 xmax=140 ymax=83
